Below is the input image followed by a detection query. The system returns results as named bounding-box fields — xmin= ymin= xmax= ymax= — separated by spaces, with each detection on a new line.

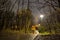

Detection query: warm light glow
xmin=40 ymin=15 xmax=44 ymax=18
xmin=38 ymin=24 xmax=40 ymax=26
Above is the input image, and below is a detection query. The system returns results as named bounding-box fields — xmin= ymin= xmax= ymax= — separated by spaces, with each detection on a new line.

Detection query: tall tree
xmin=58 ymin=0 xmax=60 ymax=7
xmin=16 ymin=8 xmax=33 ymax=33
xmin=0 ymin=0 xmax=13 ymax=31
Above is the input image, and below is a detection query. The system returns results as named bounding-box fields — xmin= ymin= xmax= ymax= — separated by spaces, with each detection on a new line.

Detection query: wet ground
xmin=0 ymin=31 xmax=60 ymax=40
xmin=0 ymin=32 xmax=33 ymax=40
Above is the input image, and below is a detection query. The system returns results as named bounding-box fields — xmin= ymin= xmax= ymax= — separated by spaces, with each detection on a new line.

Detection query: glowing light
xmin=40 ymin=15 xmax=44 ymax=18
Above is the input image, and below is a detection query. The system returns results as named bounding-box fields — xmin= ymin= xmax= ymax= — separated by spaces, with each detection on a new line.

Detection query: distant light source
xmin=38 ymin=24 xmax=40 ymax=26
xmin=40 ymin=15 xmax=44 ymax=19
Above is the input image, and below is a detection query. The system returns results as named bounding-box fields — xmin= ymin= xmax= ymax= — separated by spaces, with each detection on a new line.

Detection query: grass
xmin=39 ymin=31 xmax=60 ymax=35
xmin=40 ymin=32 xmax=50 ymax=35
xmin=1 ymin=29 xmax=31 ymax=34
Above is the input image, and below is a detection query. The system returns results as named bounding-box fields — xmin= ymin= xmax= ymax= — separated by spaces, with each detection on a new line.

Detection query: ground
xmin=34 ymin=35 xmax=60 ymax=40
xmin=0 ymin=30 xmax=38 ymax=40
xmin=0 ymin=30 xmax=60 ymax=40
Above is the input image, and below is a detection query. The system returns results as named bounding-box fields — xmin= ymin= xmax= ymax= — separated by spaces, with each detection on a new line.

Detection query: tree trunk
xmin=58 ymin=0 xmax=60 ymax=7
